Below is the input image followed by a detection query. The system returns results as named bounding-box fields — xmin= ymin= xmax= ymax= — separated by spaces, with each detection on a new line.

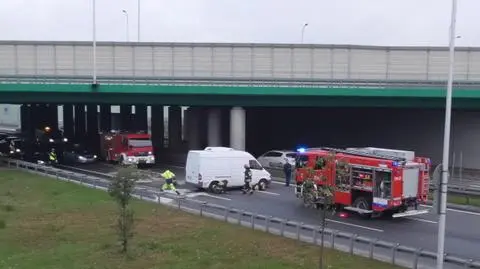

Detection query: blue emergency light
xmin=297 ymin=147 xmax=306 ymax=153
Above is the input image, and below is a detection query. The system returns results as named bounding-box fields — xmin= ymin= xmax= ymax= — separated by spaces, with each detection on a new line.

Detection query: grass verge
xmin=429 ymin=192 xmax=480 ymax=207
xmin=0 ymin=168 xmax=401 ymax=269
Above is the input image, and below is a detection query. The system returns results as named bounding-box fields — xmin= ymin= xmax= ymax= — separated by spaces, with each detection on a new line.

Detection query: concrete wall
xmin=0 ymin=104 xmax=20 ymax=126
xmin=1 ymin=41 xmax=479 ymax=81
xmin=246 ymin=107 xmax=480 ymax=169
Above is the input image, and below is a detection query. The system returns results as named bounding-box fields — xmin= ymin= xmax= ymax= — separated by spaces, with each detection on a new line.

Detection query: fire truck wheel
xmin=353 ymin=197 xmax=371 ymax=216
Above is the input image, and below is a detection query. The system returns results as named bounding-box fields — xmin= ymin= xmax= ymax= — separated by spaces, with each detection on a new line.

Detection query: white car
xmin=257 ymin=150 xmax=297 ymax=169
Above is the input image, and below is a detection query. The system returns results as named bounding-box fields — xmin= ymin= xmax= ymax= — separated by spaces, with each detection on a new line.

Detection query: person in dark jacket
xmin=283 ymin=158 xmax=293 ymax=187
xmin=242 ymin=164 xmax=254 ymax=195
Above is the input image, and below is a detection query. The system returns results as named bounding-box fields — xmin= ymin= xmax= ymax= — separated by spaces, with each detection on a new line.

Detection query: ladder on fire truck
xmin=319 ymin=147 xmax=407 ymax=162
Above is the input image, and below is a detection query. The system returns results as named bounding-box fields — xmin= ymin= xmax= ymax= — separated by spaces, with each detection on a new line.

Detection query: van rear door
xmin=185 ymin=151 xmax=200 ymax=185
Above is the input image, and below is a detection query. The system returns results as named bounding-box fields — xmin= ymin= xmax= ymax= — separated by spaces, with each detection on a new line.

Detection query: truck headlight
xmin=9 ymin=150 xmax=14 ymax=154
xmin=15 ymin=149 xmax=20 ymax=152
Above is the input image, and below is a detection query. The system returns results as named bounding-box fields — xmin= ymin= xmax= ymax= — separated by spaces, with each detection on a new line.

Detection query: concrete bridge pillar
xmin=120 ymin=105 xmax=132 ymax=131
xmin=99 ymin=105 xmax=111 ymax=132
xmin=134 ymin=104 xmax=148 ymax=132
xmin=74 ymin=104 xmax=86 ymax=141
xmin=86 ymin=104 xmax=99 ymax=153
xmin=185 ymin=107 xmax=202 ymax=150
xmin=151 ymin=105 xmax=164 ymax=160
xmin=62 ymin=104 xmax=74 ymax=139
xmin=207 ymin=108 xmax=222 ymax=147
xmin=168 ymin=106 xmax=182 ymax=151
xmin=230 ymin=106 xmax=246 ymax=151
xmin=20 ymin=104 xmax=34 ymax=137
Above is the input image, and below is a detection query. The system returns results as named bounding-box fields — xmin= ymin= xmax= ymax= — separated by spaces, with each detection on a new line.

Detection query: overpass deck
xmin=1 ymin=41 xmax=480 ymax=107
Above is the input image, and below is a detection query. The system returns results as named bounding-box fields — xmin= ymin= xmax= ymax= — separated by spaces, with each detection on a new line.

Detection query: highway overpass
xmin=1 ymin=41 xmax=480 ymax=168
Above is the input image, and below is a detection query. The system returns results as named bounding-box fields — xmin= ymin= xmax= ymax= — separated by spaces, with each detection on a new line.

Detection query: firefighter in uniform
xmin=160 ymin=169 xmax=180 ymax=195
xmin=48 ymin=148 xmax=58 ymax=165
xmin=242 ymin=164 xmax=254 ymax=195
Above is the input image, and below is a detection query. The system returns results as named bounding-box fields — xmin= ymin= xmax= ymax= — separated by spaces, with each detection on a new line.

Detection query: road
xmin=62 ymin=161 xmax=480 ymax=261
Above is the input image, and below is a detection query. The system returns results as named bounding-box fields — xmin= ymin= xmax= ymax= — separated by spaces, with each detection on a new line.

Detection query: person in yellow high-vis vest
xmin=160 ymin=170 xmax=180 ymax=195
xmin=47 ymin=148 xmax=58 ymax=165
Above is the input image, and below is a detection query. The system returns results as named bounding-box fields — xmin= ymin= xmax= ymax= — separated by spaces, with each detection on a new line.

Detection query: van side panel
xmin=200 ymin=156 xmax=234 ymax=187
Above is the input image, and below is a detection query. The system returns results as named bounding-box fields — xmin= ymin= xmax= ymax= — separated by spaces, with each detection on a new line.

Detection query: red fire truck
xmin=294 ymin=147 xmax=431 ymax=218
xmin=99 ymin=131 xmax=155 ymax=167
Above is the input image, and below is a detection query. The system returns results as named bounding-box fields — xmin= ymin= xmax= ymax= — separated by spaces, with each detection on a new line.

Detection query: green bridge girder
xmin=1 ymin=82 xmax=480 ymax=108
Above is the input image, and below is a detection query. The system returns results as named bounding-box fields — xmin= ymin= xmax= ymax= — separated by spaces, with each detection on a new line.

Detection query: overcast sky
xmin=0 ymin=0 xmax=479 ymax=46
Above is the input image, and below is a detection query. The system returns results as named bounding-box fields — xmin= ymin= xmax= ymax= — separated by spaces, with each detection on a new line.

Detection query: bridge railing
xmin=2 ymin=157 xmax=480 ymax=269
xmin=1 ymin=74 xmax=480 ymax=89
xmin=0 ymin=41 xmax=479 ymax=84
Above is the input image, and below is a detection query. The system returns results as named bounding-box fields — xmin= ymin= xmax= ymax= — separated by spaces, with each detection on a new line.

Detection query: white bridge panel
xmin=0 ymin=45 xmax=15 ymax=75
xmin=388 ymin=50 xmax=428 ymax=80
xmin=0 ymin=41 xmax=478 ymax=82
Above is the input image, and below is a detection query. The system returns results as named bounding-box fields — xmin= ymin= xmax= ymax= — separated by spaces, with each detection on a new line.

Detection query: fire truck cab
xmin=295 ymin=147 xmax=431 ymax=218
xmin=100 ymin=131 xmax=155 ymax=167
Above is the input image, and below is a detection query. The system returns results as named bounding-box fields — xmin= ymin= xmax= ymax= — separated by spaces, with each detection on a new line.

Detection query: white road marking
xmin=470 ymin=184 xmax=480 ymax=188
xmin=257 ymin=190 xmax=281 ymax=196
xmin=136 ymin=180 xmax=153 ymax=183
xmin=326 ymin=219 xmax=384 ymax=232
xmin=271 ymin=181 xmax=297 ymax=187
xmin=406 ymin=217 xmax=438 ymax=224
xmin=187 ymin=192 xmax=232 ymax=201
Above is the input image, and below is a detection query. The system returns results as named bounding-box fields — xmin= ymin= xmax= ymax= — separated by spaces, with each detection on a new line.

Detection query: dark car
xmin=63 ymin=143 xmax=98 ymax=164
xmin=0 ymin=135 xmax=26 ymax=159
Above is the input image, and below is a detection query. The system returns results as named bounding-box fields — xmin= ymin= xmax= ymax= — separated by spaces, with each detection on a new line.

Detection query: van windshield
xmin=128 ymin=139 xmax=152 ymax=148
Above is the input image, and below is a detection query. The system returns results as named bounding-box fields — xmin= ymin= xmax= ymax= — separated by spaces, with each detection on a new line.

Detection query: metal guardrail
xmin=1 ymin=74 xmax=480 ymax=88
xmin=1 ymin=157 xmax=479 ymax=269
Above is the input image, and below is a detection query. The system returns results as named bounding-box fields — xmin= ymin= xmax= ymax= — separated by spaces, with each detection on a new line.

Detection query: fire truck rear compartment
xmin=402 ymin=164 xmax=420 ymax=199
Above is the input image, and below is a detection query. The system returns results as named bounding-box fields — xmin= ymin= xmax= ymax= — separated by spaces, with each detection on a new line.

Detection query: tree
xmin=300 ymin=151 xmax=342 ymax=269
xmin=108 ymin=165 xmax=139 ymax=254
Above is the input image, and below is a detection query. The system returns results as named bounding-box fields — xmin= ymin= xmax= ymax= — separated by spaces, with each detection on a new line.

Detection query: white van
xmin=185 ymin=147 xmax=272 ymax=192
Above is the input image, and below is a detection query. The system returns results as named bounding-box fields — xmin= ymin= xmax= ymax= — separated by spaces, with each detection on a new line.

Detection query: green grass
xmin=447 ymin=194 xmax=480 ymax=207
xmin=429 ymin=192 xmax=480 ymax=207
xmin=0 ymin=168 xmax=401 ymax=269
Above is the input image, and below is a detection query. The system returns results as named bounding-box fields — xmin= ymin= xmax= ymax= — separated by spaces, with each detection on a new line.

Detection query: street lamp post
xmin=437 ymin=0 xmax=457 ymax=268
xmin=137 ymin=0 xmax=140 ymax=42
xmin=301 ymin=23 xmax=308 ymax=43
xmin=92 ymin=0 xmax=97 ymax=84
xmin=122 ymin=9 xmax=130 ymax=42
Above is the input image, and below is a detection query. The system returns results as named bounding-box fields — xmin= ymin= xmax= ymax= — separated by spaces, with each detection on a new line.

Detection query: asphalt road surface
xmin=63 ymin=161 xmax=480 ymax=261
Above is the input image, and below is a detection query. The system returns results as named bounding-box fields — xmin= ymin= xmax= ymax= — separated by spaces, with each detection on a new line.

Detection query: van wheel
xmin=258 ymin=179 xmax=268 ymax=191
xmin=208 ymin=181 xmax=220 ymax=193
